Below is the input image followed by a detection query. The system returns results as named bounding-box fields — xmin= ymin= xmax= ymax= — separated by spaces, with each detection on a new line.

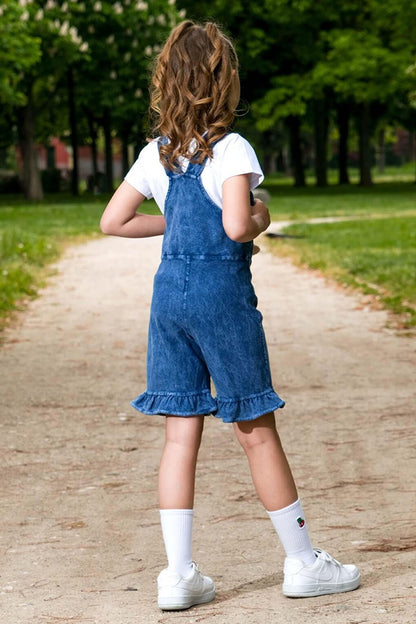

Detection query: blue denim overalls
xmin=131 ymin=141 xmax=284 ymax=423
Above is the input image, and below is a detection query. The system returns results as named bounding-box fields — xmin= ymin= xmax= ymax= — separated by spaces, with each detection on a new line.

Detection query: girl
xmin=101 ymin=20 xmax=360 ymax=611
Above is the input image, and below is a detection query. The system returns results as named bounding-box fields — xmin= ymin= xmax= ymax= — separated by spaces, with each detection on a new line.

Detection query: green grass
xmin=0 ymin=180 xmax=415 ymax=332
xmin=264 ymin=182 xmax=416 ymax=328
xmin=263 ymin=161 xmax=416 ymax=188
xmin=0 ymin=193 xmax=160 ymax=233
xmin=0 ymin=228 xmax=59 ymax=317
xmin=268 ymin=214 xmax=416 ymax=328
xmin=266 ymin=182 xmax=416 ymax=221
xmin=0 ymin=194 xmax=158 ymax=329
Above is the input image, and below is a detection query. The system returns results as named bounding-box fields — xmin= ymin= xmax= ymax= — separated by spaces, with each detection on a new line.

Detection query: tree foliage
xmin=72 ymin=1 xmax=180 ymax=149
xmin=1 ymin=0 xmax=416 ymax=194
xmin=0 ymin=1 xmax=41 ymax=106
xmin=1 ymin=0 xmax=180 ymax=197
xmin=251 ymin=1 xmax=415 ymax=124
xmin=185 ymin=0 xmax=416 ymax=185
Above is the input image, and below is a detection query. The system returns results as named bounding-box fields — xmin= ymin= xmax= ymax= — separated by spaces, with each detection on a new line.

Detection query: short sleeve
xmin=218 ymin=134 xmax=264 ymax=189
xmin=124 ymin=145 xmax=154 ymax=199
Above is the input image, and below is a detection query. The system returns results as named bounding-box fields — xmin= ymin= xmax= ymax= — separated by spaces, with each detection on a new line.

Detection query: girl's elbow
xmin=100 ymin=215 xmax=117 ymax=235
xmin=223 ymin=222 xmax=251 ymax=243
xmin=227 ymin=231 xmax=250 ymax=243
xmin=100 ymin=219 xmax=110 ymax=235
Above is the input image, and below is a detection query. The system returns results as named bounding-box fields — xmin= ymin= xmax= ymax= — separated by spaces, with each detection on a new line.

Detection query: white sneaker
xmin=157 ymin=561 xmax=215 ymax=610
xmin=283 ymin=548 xmax=360 ymax=597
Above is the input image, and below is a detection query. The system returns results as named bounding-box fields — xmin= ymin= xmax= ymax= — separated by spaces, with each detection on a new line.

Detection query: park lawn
xmin=0 ymin=196 xmax=159 ymax=329
xmin=266 ymin=181 xmax=416 ymax=221
xmin=0 ymin=183 xmax=415 ymax=331
xmin=268 ymin=215 xmax=416 ymax=328
xmin=263 ymin=160 xmax=416 ymax=191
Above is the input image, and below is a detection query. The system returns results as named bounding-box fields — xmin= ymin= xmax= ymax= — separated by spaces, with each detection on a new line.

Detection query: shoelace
xmin=315 ymin=549 xmax=342 ymax=567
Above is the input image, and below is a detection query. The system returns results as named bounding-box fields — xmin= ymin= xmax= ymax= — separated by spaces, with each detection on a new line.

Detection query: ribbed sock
xmin=159 ymin=509 xmax=194 ymax=577
xmin=267 ymin=499 xmax=317 ymax=565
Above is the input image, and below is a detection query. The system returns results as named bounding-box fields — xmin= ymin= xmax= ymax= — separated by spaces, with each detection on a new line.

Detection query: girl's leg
xmin=233 ymin=412 xmax=360 ymax=596
xmin=158 ymin=415 xmax=204 ymax=577
xmin=156 ymin=415 xmax=215 ymax=609
xmin=233 ymin=411 xmax=297 ymax=510
xmin=234 ymin=412 xmax=316 ymax=565
xmin=159 ymin=415 xmax=204 ymax=509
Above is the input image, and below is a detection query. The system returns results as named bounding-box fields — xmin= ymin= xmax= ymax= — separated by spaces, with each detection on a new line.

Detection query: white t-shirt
xmin=124 ymin=132 xmax=264 ymax=213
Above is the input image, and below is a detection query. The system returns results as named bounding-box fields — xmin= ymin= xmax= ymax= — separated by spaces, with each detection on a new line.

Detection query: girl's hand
xmin=251 ymin=198 xmax=271 ymax=233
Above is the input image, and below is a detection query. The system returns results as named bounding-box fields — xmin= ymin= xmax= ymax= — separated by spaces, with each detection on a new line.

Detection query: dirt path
xmin=1 ymin=234 xmax=415 ymax=624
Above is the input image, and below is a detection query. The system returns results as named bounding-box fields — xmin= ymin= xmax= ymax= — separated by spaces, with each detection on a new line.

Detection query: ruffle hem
xmin=131 ymin=390 xmax=217 ymax=417
xmin=131 ymin=388 xmax=284 ymax=423
xmin=215 ymin=389 xmax=285 ymax=423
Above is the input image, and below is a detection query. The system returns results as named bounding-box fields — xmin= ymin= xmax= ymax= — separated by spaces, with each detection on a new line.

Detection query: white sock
xmin=159 ymin=509 xmax=194 ymax=577
xmin=267 ymin=499 xmax=317 ymax=566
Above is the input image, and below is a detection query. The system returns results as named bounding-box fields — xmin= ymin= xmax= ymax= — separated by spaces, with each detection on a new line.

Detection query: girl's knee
xmin=165 ymin=414 xmax=205 ymax=448
xmin=233 ymin=412 xmax=279 ymax=451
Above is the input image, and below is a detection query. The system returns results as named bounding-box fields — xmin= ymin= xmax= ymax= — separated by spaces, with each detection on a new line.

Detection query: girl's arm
xmin=100 ymin=180 xmax=165 ymax=238
xmin=222 ymin=174 xmax=270 ymax=242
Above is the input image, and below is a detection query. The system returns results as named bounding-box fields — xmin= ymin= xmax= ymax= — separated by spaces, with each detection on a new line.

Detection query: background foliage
xmin=0 ymin=0 xmax=415 ymax=198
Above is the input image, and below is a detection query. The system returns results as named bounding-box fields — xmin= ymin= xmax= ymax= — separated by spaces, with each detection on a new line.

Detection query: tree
xmin=0 ymin=0 xmax=41 ymax=107
xmin=248 ymin=0 xmax=416 ymax=186
xmin=1 ymin=1 xmax=179 ymax=197
xmin=313 ymin=20 xmax=415 ymax=185
xmin=178 ymin=0 xmax=340 ymax=185
xmin=71 ymin=0 xmax=181 ymax=193
xmin=4 ymin=0 xmax=88 ymax=199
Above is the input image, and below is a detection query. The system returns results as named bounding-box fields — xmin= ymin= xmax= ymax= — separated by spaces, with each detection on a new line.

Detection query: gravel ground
xmin=1 ymin=233 xmax=415 ymax=624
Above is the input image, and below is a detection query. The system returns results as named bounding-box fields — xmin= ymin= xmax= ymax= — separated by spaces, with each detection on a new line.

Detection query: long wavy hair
xmin=149 ymin=20 xmax=239 ymax=171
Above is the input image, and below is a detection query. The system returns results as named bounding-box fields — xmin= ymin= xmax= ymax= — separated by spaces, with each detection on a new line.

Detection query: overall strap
xmin=185 ymin=159 xmax=206 ymax=178
xmin=158 ymin=135 xmax=227 ymax=179
xmin=157 ymin=137 xmax=174 ymax=178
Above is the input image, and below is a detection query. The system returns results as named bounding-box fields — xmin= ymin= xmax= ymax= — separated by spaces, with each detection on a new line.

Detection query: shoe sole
xmin=283 ymin=572 xmax=361 ymax=598
xmin=158 ymin=589 xmax=215 ymax=610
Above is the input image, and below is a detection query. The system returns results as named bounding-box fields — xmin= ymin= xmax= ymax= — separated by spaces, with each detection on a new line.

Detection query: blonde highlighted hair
xmin=149 ymin=20 xmax=239 ymax=171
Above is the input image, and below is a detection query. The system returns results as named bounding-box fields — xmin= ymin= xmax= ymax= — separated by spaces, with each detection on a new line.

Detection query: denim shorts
xmin=131 ymin=139 xmax=285 ymax=423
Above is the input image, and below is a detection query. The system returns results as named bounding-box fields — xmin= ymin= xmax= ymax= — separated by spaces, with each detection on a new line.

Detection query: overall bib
xmin=131 ymin=146 xmax=284 ymax=423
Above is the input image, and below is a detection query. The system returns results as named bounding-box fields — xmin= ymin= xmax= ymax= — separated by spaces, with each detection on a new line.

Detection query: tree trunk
xmin=91 ymin=132 xmax=98 ymax=179
xmin=263 ymin=152 xmax=277 ymax=175
xmin=91 ymin=126 xmax=99 ymax=178
xmin=337 ymin=102 xmax=350 ymax=185
xmin=103 ymin=108 xmax=114 ymax=193
xmin=413 ymin=130 xmax=416 ymax=184
xmin=67 ymin=68 xmax=79 ymax=196
xmin=276 ymin=147 xmax=287 ymax=174
xmin=314 ymin=98 xmax=328 ymax=187
xmin=17 ymin=92 xmax=43 ymax=200
xmin=358 ymin=103 xmax=373 ymax=186
xmin=121 ymin=137 xmax=129 ymax=177
xmin=376 ymin=128 xmax=385 ymax=173
xmin=46 ymin=144 xmax=55 ymax=169
xmin=287 ymin=115 xmax=306 ymax=187
xmin=84 ymin=109 xmax=99 ymax=178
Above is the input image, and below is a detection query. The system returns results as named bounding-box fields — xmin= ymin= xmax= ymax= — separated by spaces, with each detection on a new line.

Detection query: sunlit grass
xmin=266 ymin=181 xmax=416 ymax=221
xmin=268 ymin=214 xmax=416 ymax=327
xmin=0 ymin=179 xmax=415 ymax=331
xmin=0 ymin=195 xmax=159 ymax=329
